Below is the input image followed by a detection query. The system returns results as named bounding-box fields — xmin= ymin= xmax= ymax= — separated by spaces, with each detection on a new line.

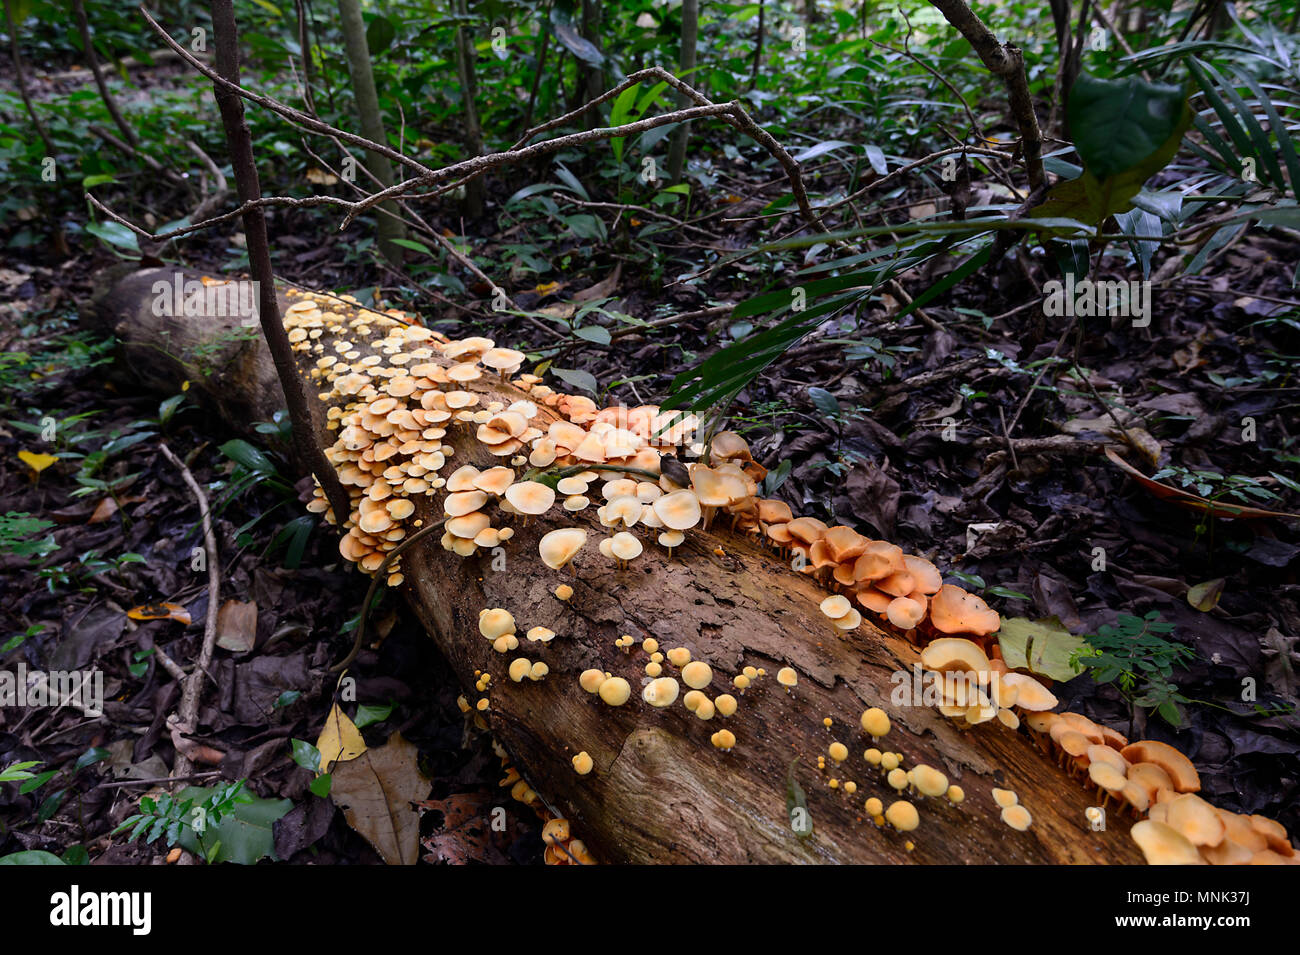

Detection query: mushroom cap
xmin=690 ymin=466 xmax=742 ymax=507
xmin=911 ymin=764 xmax=948 ymax=798
xmin=481 ymin=347 xmax=526 ymax=372
xmin=886 ymin=596 xmax=926 ymax=630
xmin=539 ymin=527 xmax=588 ymax=569
xmin=473 ymin=466 xmax=516 ymax=495
xmin=1120 ymin=740 xmax=1201 ymax=793
xmin=601 ymin=478 xmax=638 ymax=500
xmin=609 ymin=531 xmax=643 ymax=561
xmin=885 ymin=800 xmax=920 ymax=832
xmin=876 ymin=571 xmax=916 ymax=598
xmin=920 ymin=637 xmax=992 ymax=676
xmin=776 ymin=666 xmax=798 ymax=687
xmin=606 ymin=495 xmax=642 ymax=527
xmin=1000 ymin=673 xmax=1058 ymax=711
xmin=1131 ymin=819 xmax=1206 ymax=864
xmin=387 ymin=498 xmax=416 ymax=520
xmin=756 ymin=499 xmax=793 ymax=524
xmin=446 ymin=511 xmax=490 ymax=539
xmin=508 ymin=658 xmax=531 ymax=682
xmin=505 ymin=480 xmax=556 ymax=515
xmin=445 ymin=465 xmax=482 ymax=492
xmin=666 ymin=647 xmax=691 ymax=667
xmin=445 ymin=489 xmax=488 ymax=517
xmin=658 ymin=529 xmax=685 ymax=548
xmin=902 ymin=555 xmax=943 ymax=594
xmin=861 ymin=707 xmax=891 ymax=738
xmin=479 ymin=608 xmax=516 ymax=639
xmin=681 ymin=661 xmax=713 ymax=690
xmin=1001 ymin=805 xmax=1033 ymax=831
xmin=928 ymin=585 xmax=1001 ymax=637
xmin=572 ymin=751 xmax=594 ymax=775
xmin=556 ymin=476 xmax=590 ymax=495
xmin=579 ymin=669 xmax=607 ymax=694
xmin=853 ymin=541 xmax=905 ymax=581
xmin=710 ymin=430 xmax=752 ymax=462
xmin=992 ymin=787 xmax=1019 ymax=808
xmin=1088 ymin=762 xmax=1128 ymax=794
xmin=786 ymin=516 xmax=828 ymax=545
xmin=832 ymin=607 xmax=863 ymax=631
xmin=856 ymin=588 xmax=893 ymax=614
xmin=1166 ymin=794 xmax=1226 ymax=847
xmin=526 ymin=626 xmax=556 ymax=643
xmin=715 ymin=694 xmax=738 ymax=717
xmin=711 ymin=729 xmax=737 ymax=750
xmin=653 ymin=489 xmax=703 ymax=530
xmin=642 ymin=677 xmax=680 ymax=708
xmin=820 ymin=594 xmax=853 ymax=620
xmin=823 ymin=526 xmax=869 ymax=563
xmin=1087 ymin=744 xmax=1129 ymax=774
xmin=598 ymin=677 xmax=632 ymax=706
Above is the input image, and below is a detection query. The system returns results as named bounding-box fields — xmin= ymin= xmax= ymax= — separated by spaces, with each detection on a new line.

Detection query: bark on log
xmin=90 ymin=267 xmax=1144 ymax=864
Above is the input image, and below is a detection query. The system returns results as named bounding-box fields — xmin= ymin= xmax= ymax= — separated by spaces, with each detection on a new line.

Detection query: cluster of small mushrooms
xmin=279 ymin=287 xmax=1294 ymax=866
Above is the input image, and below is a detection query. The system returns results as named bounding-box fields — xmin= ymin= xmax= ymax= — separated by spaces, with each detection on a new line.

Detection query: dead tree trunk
xmin=90 ymin=267 xmax=1144 ymax=865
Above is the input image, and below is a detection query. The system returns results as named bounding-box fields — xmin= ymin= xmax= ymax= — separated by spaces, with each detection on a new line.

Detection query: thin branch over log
xmin=928 ymin=0 xmax=1045 ymax=190
xmin=208 ymin=0 xmax=352 ymax=526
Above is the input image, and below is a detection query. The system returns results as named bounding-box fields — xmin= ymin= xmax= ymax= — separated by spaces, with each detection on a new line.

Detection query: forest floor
xmin=2 ymin=58 xmax=1299 ymax=865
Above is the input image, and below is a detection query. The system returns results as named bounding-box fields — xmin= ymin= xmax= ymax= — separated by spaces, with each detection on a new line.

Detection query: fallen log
xmin=90 ymin=266 xmax=1154 ymax=864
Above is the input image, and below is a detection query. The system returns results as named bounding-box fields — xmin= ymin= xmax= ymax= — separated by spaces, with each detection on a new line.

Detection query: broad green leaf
xmin=1068 ymin=72 xmax=1190 ymax=182
xmin=808 ymin=386 xmax=840 ymax=417
xmin=354 ymin=703 xmax=393 ymax=729
xmin=551 ymin=367 xmax=598 ymax=394
xmin=85 ymin=220 xmax=140 ymax=253
xmin=366 ymin=15 xmax=396 ymax=56
xmin=0 ymin=850 xmax=65 ymax=865
xmin=219 ymin=439 xmax=275 ymax=475
xmin=573 ymin=325 xmax=611 ymax=345
xmin=997 ymin=616 xmax=1087 ymax=682
xmin=174 ymin=785 xmax=291 ymax=864
xmin=390 ymin=238 xmax=433 ymax=255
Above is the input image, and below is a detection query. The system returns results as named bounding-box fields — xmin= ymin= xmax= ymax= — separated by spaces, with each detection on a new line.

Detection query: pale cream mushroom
xmin=539 ymin=527 xmax=587 ymax=571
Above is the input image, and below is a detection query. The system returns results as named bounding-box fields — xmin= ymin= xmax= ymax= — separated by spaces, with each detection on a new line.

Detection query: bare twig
xmin=927 ymin=0 xmax=1045 ymax=190
xmin=4 ymin=0 xmax=54 ymax=154
xmin=158 ymin=442 xmax=221 ymax=777
xmin=203 ymin=0 xmax=353 ymax=526
xmin=72 ymin=0 xmax=139 ymax=149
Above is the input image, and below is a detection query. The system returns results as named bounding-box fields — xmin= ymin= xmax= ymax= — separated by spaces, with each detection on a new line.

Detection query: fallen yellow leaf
xmin=316 ymin=703 xmax=366 ymax=772
xmin=18 ymin=450 xmax=57 ymax=473
xmin=126 ymin=602 xmax=193 ymax=624
xmin=534 ymin=281 xmax=561 ymax=296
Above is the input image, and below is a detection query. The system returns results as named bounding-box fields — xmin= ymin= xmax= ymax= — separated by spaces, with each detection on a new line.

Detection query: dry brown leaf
xmin=215 ymin=599 xmax=258 ymax=652
xmin=571 ymin=262 xmax=622 ymax=303
xmin=88 ymin=497 xmax=118 ymax=524
xmin=417 ymin=792 xmax=508 ymax=864
xmin=331 ymin=733 xmax=428 ymax=865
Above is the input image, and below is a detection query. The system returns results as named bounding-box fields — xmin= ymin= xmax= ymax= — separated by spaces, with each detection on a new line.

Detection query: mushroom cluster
xmin=284 ymin=288 xmax=1294 ymax=866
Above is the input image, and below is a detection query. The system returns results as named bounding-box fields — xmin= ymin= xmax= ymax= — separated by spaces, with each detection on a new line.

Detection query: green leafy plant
xmin=0 ymin=512 xmax=58 ymax=560
xmin=290 ymin=740 xmax=333 ymax=798
xmin=1070 ymin=611 xmax=1195 ymax=727
xmin=36 ymin=549 xmax=145 ymax=595
xmin=113 ymin=780 xmax=253 ymax=864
